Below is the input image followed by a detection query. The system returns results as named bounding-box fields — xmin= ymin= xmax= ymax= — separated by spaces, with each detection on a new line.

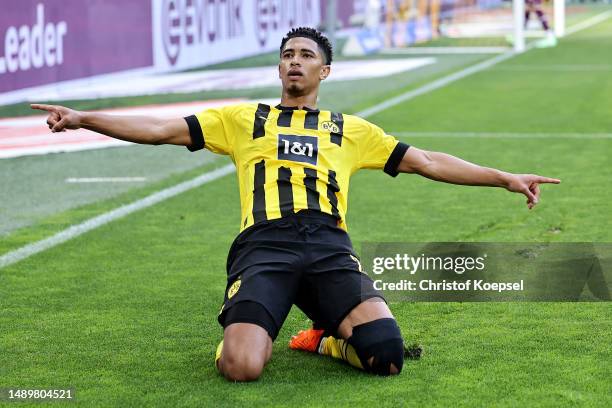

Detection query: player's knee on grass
xmin=220 ymin=346 xmax=266 ymax=382
xmin=221 ymin=355 xmax=264 ymax=382
xmin=347 ymin=318 xmax=404 ymax=376
xmin=221 ymin=322 xmax=272 ymax=382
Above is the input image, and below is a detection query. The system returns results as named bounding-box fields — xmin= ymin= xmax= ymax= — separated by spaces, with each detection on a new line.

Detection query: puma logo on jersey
xmin=277 ymin=134 xmax=318 ymax=165
xmin=350 ymin=254 xmax=363 ymax=273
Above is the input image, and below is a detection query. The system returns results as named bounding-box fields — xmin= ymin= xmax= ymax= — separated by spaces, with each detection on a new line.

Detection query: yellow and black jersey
xmin=184 ymin=103 xmax=409 ymax=232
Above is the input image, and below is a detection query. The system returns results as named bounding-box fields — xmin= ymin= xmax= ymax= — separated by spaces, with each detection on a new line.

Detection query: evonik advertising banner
xmin=152 ymin=0 xmax=321 ymax=72
xmin=1 ymin=0 xmax=321 ymax=105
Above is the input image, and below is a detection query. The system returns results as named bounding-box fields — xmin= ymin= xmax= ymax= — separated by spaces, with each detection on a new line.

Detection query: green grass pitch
xmin=1 ymin=13 xmax=611 ymax=408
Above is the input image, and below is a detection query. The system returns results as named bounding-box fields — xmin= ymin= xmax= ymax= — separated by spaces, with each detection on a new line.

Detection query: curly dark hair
xmin=280 ymin=27 xmax=333 ymax=65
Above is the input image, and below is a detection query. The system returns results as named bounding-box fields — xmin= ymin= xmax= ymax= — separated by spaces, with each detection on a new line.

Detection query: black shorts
xmin=217 ymin=210 xmax=384 ymax=340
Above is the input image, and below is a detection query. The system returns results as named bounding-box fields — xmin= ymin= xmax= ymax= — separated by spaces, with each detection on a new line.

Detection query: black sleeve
xmin=383 ymin=142 xmax=410 ymax=177
xmin=184 ymin=115 xmax=205 ymax=152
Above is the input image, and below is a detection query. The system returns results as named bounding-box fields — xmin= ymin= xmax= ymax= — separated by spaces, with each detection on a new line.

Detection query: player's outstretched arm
xmin=30 ymin=104 xmax=192 ymax=147
xmin=397 ymin=146 xmax=560 ymax=209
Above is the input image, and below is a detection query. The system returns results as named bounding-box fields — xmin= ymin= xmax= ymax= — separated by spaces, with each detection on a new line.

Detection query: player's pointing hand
xmin=31 ymin=104 xmax=82 ymax=133
xmin=505 ymin=174 xmax=561 ymax=210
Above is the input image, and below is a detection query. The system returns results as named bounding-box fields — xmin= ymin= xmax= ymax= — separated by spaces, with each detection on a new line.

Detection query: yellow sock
xmin=215 ymin=340 xmax=223 ymax=371
xmin=320 ymin=336 xmax=364 ymax=370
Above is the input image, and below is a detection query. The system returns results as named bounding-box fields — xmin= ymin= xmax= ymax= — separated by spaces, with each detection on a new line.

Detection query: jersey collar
xmin=275 ymin=104 xmax=320 ymax=113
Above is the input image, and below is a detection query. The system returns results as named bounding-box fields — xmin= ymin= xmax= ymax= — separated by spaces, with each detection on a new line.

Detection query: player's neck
xmin=280 ymin=91 xmax=318 ymax=111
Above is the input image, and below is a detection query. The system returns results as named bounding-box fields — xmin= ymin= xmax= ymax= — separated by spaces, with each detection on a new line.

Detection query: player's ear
xmin=320 ymin=65 xmax=330 ymax=81
xmin=278 ymin=63 xmax=282 ymax=79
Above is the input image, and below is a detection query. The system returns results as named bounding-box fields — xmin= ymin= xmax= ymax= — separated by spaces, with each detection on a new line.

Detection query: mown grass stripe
xmin=0 ymin=165 xmax=235 ymax=269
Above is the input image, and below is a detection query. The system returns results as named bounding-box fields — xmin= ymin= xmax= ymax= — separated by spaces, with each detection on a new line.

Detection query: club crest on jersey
xmin=277 ymin=134 xmax=318 ymax=165
xmin=321 ymin=121 xmax=341 ymax=134
xmin=227 ymin=278 xmax=241 ymax=299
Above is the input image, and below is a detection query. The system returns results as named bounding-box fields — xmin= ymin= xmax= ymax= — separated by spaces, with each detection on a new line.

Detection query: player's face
xmin=279 ymin=37 xmax=330 ymax=97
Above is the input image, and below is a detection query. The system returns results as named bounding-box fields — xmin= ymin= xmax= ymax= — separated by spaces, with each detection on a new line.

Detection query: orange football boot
xmin=288 ymin=329 xmax=325 ymax=353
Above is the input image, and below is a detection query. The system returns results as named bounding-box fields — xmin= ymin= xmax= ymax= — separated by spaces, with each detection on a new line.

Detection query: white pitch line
xmin=356 ymin=51 xmax=518 ymax=118
xmin=392 ymin=131 xmax=612 ymax=139
xmin=1 ymin=11 xmax=611 ymax=270
xmin=565 ymin=9 xmax=612 ymax=36
xmin=357 ymin=9 xmax=612 ymax=119
xmin=380 ymin=46 xmax=510 ymax=55
xmin=0 ymin=164 xmax=235 ymax=269
xmin=492 ymin=65 xmax=612 ymax=72
xmin=66 ymin=177 xmax=148 ymax=183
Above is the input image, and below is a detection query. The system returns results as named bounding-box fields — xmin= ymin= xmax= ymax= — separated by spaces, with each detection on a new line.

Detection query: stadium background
xmin=1 ymin=0 xmax=611 ymax=406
